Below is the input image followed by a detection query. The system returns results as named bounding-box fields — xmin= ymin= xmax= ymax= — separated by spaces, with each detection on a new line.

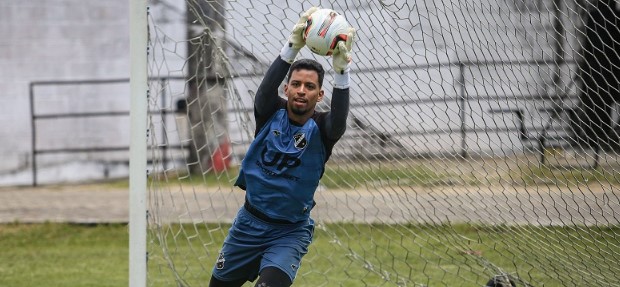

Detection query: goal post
xmin=129 ymin=0 xmax=148 ymax=286
xmin=137 ymin=0 xmax=620 ymax=286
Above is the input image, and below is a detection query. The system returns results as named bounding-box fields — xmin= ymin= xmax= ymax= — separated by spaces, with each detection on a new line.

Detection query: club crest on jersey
xmin=216 ymin=252 xmax=225 ymax=269
xmin=293 ymin=132 xmax=307 ymax=149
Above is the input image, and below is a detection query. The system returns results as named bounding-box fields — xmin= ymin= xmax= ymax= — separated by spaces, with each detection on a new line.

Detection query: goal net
xmin=144 ymin=0 xmax=620 ymax=286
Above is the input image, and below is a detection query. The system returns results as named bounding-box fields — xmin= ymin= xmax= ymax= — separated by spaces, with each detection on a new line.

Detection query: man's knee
xmin=209 ymin=275 xmax=246 ymax=287
xmin=254 ymin=266 xmax=292 ymax=287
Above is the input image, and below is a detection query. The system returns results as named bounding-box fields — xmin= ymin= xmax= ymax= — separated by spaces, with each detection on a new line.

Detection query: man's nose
xmin=298 ymin=84 xmax=307 ymax=94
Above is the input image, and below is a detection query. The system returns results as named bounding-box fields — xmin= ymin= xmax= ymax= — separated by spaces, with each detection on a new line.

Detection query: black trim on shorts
xmin=244 ymin=199 xmax=296 ymax=224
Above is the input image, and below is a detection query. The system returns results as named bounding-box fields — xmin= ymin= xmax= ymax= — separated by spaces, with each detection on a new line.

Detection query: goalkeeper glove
xmin=332 ymin=27 xmax=356 ymax=74
xmin=332 ymin=27 xmax=356 ymax=89
xmin=280 ymin=6 xmax=319 ymax=63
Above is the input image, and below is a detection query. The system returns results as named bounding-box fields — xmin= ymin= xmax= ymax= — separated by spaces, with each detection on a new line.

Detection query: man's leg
xmin=210 ymin=207 xmax=265 ymax=286
xmin=209 ymin=275 xmax=247 ymax=287
xmin=257 ymin=220 xmax=314 ymax=287
xmin=254 ymin=267 xmax=292 ymax=287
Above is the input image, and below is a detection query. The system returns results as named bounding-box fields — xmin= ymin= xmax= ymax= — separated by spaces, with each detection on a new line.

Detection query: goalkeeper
xmin=208 ymin=7 xmax=355 ymax=287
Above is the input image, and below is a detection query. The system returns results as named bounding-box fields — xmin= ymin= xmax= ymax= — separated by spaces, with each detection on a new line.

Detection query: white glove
xmin=332 ymin=27 xmax=356 ymax=74
xmin=280 ymin=7 xmax=319 ymax=63
xmin=289 ymin=7 xmax=319 ymax=49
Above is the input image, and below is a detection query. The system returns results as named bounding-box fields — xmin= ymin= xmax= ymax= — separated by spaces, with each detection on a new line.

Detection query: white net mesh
xmin=145 ymin=0 xmax=620 ymax=286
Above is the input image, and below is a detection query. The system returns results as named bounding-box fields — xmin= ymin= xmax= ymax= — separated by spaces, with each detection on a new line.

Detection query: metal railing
xmin=29 ymin=78 xmax=186 ymax=186
xmin=28 ymin=59 xmax=582 ymax=185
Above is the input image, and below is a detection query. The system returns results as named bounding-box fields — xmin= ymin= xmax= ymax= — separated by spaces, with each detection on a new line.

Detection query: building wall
xmin=0 ymin=1 xmax=129 ymax=184
xmin=0 ymin=0 xmax=585 ymax=185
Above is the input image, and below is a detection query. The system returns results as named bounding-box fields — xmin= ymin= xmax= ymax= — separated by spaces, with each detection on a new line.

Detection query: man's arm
xmin=323 ymin=28 xmax=356 ymax=140
xmin=254 ymin=57 xmax=290 ymax=120
xmin=323 ymin=88 xmax=349 ymax=140
xmin=254 ymin=7 xmax=318 ymax=132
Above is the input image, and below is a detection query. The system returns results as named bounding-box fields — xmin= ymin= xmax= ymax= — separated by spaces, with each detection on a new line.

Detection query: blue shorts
xmin=211 ymin=206 xmax=315 ymax=283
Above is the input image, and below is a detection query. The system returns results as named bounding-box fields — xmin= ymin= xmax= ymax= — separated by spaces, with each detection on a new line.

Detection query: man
xmin=208 ymin=7 xmax=355 ymax=287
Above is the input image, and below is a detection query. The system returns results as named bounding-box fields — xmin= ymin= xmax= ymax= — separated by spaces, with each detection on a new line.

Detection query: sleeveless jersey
xmin=235 ymin=108 xmax=326 ymax=223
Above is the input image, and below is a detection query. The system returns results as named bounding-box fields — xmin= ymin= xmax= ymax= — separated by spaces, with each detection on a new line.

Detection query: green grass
xmin=102 ymin=167 xmax=242 ymax=189
xmin=172 ymin=162 xmax=620 ymax=189
xmin=514 ymin=164 xmax=620 ymax=185
xmin=321 ymin=163 xmax=451 ymax=189
xmin=105 ymin=160 xmax=620 ymax=190
xmin=0 ymin=223 xmax=129 ymax=287
xmin=107 ymin=163 xmax=452 ymax=190
xmin=2 ymin=222 xmax=619 ymax=286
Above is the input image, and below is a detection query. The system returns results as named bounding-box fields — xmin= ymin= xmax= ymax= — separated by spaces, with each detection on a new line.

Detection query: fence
xmin=28 ymin=58 xmax=600 ymax=186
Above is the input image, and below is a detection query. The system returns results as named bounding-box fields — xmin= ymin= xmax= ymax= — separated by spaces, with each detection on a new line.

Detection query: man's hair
xmin=287 ymin=59 xmax=325 ymax=87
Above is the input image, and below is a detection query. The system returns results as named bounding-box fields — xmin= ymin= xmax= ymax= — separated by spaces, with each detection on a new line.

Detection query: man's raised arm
xmin=254 ymin=7 xmax=318 ymax=119
xmin=324 ymin=28 xmax=356 ymax=140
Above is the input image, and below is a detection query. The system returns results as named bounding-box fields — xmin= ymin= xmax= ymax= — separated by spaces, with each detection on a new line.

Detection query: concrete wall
xmin=0 ymin=1 xmax=129 ymax=184
xmin=0 ymin=0 xmax=585 ymax=185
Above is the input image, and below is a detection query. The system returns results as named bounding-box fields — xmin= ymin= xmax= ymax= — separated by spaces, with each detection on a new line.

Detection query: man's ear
xmin=318 ymin=89 xmax=325 ymax=102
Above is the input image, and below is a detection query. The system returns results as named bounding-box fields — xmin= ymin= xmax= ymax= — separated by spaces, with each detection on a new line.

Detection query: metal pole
xmin=459 ymin=62 xmax=468 ymax=158
xmin=552 ymin=0 xmax=565 ymax=96
xmin=129 ymin=0 xmax=148 ymax=286
xmin=161 ymin=78 xmax=167 ymax=171
xmin=29 ymin=83 xmax=38 ymax=186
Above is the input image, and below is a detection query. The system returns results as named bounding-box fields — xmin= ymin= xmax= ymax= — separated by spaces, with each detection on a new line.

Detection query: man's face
xmin=284 ymin=69 xmax=324 ymax=120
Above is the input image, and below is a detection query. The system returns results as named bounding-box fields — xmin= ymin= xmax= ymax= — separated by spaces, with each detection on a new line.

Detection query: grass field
xmin=137 ymin=157 xmax=620 ymax=191
xmin=0 ymin=223 xmax=129 ymax=287
xmin=2 ymin=222 xmax=619 ymax=286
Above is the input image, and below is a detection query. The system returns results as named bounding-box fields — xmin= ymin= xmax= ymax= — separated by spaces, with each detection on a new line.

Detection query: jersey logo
xmin=272 ymin=130 xmax=281 ymax=137
xmin=216 ymin=252 xmax=225 ymax=269
xmin=293 ymin=132 xmax=307 ymax=150
xmin=261 ymin=146 xmax=301 ymax=170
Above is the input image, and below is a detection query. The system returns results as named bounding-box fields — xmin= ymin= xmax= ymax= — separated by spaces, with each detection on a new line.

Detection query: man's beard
xmin=290 ymin=106 xmax=309 ymax=116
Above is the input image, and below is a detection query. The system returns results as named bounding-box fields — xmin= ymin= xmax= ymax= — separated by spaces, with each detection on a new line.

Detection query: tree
xmin=576 ymin=0 xmax=620 ymax=150
xmin=185 ymin=0 xmax=230 ymax=174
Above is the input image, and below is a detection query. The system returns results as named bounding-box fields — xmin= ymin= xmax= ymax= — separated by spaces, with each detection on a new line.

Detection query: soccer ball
xmin=303 ymin=8 xmax=351 ymax=56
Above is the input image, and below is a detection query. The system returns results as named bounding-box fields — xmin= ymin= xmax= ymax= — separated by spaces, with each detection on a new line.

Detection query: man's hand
xmin=332 ymin=27 xmax=356 ymax=74
xmin=288 ymin=7 xmax=319 ymax=50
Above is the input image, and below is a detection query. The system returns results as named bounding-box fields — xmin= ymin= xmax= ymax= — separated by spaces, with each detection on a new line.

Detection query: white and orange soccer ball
xmin=303 ymin=8 xmax=351 ymax=56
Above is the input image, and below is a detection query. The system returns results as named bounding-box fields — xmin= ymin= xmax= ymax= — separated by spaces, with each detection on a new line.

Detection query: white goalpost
xmin=129 ymin=0 xmax=148 ymax=286
xmin=133 ymin=0 xmax=620 ymax=286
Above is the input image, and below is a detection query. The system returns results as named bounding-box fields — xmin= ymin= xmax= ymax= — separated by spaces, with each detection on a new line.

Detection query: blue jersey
xmin=234 ymin=56 xmax=349 ymax=223
xmin=236 ymin=108 xmax=327 ymax=223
